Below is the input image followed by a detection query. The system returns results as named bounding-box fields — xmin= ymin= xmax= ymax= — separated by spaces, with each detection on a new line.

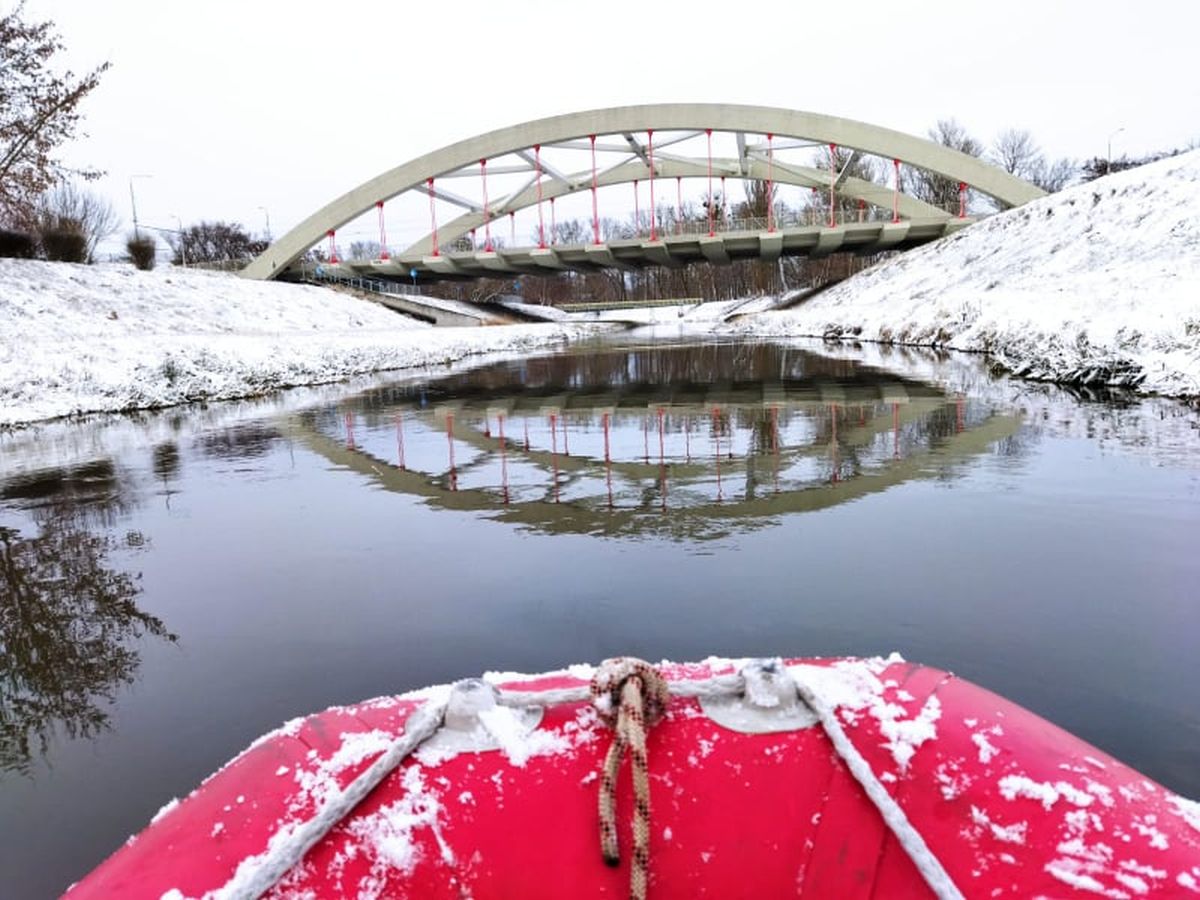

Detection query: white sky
xmin=20 ymin=0 xmax=1200 ymax=255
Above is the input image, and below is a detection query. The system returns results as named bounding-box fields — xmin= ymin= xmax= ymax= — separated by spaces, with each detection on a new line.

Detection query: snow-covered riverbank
xmin=0 ymin=261 xmax=597 ymax=427
xmin=726 ymin=151 xmax=1200 ymax=399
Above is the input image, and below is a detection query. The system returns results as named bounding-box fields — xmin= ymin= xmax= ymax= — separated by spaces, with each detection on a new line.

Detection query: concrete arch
xmin=243 ymin=104 xmax=1045 ymax=280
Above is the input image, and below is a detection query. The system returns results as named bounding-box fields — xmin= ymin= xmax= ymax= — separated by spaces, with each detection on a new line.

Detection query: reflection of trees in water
xmin=152 ymin=442 xmax=181 ymax=481
xmin=0 ymin=460 xmax=135 ymax=531
xmin=194 ymin=424 xmax=282 ymax=461
xmin=357 ymin=343 xmax=873 ymax=411
xmin=0 ymin=469 xmax=175 ymax=775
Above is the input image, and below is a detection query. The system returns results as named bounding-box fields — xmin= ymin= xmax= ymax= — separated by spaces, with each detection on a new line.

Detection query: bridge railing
xmin=661 ymin=206 xmax=909 ymax=237
xmin=302 ymin=267 xmax=425 ymax=297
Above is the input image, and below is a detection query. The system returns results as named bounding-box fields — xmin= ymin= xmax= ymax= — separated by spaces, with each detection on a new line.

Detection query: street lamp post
xmin=1106 ymin=127 xmax=1126 ymax=177
xmin=129 ymin=174 xmax=152 ymax=239
xmin=174 ymin=215 xmax=187 ymax=267
xmin=257 ymin=206 xmax=271 ymax=242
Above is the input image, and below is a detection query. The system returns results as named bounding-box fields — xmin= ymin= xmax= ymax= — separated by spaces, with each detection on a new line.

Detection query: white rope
xmin=495 ymin=672 xmax=744 ymax=709
xmin=789 ymin=672 xmax=965 ymax=900
xmin=222 ymin=696 xmax=448 ymax=900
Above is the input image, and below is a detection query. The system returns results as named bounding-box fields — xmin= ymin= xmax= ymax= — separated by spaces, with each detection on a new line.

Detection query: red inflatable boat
xmin=69 ymin=656 xmax=1200 ymax=899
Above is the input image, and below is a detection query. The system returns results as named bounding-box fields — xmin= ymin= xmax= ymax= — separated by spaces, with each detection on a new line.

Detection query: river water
xmin=1 ymin=337 xmax=1198 ymax=897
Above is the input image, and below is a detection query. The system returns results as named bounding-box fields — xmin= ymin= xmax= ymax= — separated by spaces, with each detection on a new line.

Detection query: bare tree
xmin=806 ymin=145 xmax=884 ymax=222
xmin=904 ymin=118 xmax=984 ymax=211
xmin=0 ymin=3 xmax=109 ymax=222
xmin=34 ymin=181 xmax=119 ymax=261
xmin=1032 ymin=157 xmax=1076 ymax=193
xmin=553 ymin=218 xmax=590 ymax=245
xmin=348 ymin=240 xmax=381 ymax=260
xmin=736 ymin=179 xmax=775 ymax=223
xmin=168 ymin=221 xmax=266 ymax=265
xmin=990 ymin=128 xmax=1076 ymax=200
xmin=1077 ymin=143 xmax=1193 ymax=182
xmin=991 ymin=128 xmax=1041 ymax=178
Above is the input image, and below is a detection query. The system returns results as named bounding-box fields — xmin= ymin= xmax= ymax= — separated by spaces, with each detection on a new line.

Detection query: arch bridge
xmin=242 ymin=104 xmax=1044 ymax=283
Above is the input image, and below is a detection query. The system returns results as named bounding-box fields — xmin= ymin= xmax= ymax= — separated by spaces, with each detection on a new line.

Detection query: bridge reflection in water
xmin=293 ymin=344 xmax=1021 ymax=540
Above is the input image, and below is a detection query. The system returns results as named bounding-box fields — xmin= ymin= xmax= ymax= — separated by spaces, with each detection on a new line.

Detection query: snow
xmin=1169 ymin=795 xmax=1200 ymax=835
xmin=476 ymin=705 xmax=570 ymax=767
xmin=972 ymin=731 xmax=1000 ymax=764
xmin=876 ymin=695 xmax=942 ymax=773
xmin=725 ymin=151 xmax=1200 ymax=397
xmin=1119 ymin=861 xmax=1166 ymax=880
xmin=1130 ymin=815 xmax=1170 ymax=850
xmin=998 ymin=775 xmax=1095 ymax=811
xmin=970 ymin=806 xmax=1028 ymax=845
xmin=0 ymin=259 xmax=597 ymax=427
xmin=1113 ymin=872 xmax=1151 ymax=895
xmin=786 ymin=657 xmax=942 ymax=775
xmin=282 ymin=729 xmax=397 ymax=820
xmin=150 ymin=797 xmax=180 ymax=824
xmin=1045 ymin=859 xmax=1132 ymax=899
xmin=346 ymin=766 xmax=452 ymax=877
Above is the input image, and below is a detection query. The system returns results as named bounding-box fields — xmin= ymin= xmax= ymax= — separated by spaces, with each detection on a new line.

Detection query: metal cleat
xmin=700 ymin=659 xmax=818 ymax=734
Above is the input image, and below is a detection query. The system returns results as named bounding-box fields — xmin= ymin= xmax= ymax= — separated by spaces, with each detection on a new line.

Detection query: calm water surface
xmin=1 ymin=338 xmax=1198 ymax=897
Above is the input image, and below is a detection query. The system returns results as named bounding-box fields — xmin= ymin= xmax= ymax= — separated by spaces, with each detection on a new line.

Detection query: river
xmin=1 ymin=337 xmax=1197 ymax=897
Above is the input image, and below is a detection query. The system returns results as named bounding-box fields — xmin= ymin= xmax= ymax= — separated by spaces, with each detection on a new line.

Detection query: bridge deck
xmin=287 ymin=217 xmax=973 ymax=283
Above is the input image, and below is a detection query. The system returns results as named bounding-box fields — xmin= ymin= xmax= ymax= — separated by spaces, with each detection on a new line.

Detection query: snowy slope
xmin=726 ymin=151 xmax=1200 ymax=398
xmin=0 ymin=261 xmax=595 ymax=426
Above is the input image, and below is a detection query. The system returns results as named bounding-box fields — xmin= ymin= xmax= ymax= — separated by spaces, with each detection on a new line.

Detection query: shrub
xmin=0 ymin=229 xmax=36 ymax=258
xmin=35 ymin=183 xmax=119 ymax=263
xmin=126 ymin=235 xmax=157 ymax=271
xmin=41 ymin=226 xmax=88 ymax=262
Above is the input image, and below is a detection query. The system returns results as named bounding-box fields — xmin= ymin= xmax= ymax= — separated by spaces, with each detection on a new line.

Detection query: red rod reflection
xmin=395 ymin=414 xmax=406 ymax=470
xmin=499 ymin=414 xmax=509 ymax=505
xmin=446 ymin=412 xmax=457 ymax=491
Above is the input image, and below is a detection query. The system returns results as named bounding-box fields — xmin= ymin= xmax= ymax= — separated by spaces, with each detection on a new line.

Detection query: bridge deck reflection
xmin=293 ymin=345 xmax=1021 ymax=540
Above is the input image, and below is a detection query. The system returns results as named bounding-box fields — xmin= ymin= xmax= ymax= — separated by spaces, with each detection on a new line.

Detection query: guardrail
xmin=303 ymin=268 xmax=425 ymax=298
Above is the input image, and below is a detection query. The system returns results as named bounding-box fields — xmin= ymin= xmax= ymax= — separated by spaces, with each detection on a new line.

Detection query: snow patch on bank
xmin=0 ymin=260 xmax=599 ymax=426
xmin=726 ymin=151 xmax=1200 ymax=397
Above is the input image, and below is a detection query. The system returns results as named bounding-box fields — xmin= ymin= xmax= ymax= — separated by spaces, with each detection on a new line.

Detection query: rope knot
xmin=590 ymin=657 xmax=670 ymax=728
xmin=589 ymin=658 xmax=670 ymax=899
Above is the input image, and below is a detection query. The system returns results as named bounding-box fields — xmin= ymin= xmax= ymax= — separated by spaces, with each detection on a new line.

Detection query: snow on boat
xmin=69 ymin=656 xmax=1200 ymax=899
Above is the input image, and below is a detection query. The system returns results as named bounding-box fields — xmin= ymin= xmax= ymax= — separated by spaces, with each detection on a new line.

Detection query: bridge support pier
xmin=585 ymin=244 xmax=637 ymax=271
xmin=812 ymin=229 xmax=845 ymax=257
xmin=643 ymin=242 xmax=684 ymax=269
xmin=758 ymin=233 xmax=784 ymax=262
xmin=699 ymin=237 xmax=729 ymax=265
xmin=530 ymin=248 xmax=566 ymax=270
xmin=423 ymin=255 xmax=464 ymax=276
xmin=875 ymin=221 xmax=911 ymax=249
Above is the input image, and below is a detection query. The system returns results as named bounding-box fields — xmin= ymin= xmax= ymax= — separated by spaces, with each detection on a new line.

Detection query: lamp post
xmin=129 ymin=174 xmax=153 ymax=239
xmin=257 ymin=206 xmax=271 ymax=242
xmin=173 ymin=215 xmax=187 ymax=267
xmin=1106 ymin=127 xmax=1125 ymax=177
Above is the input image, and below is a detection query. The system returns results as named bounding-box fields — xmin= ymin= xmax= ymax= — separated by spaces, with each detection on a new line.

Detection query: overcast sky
xmin=20 ymin=0 xmax=1200 ymax=254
